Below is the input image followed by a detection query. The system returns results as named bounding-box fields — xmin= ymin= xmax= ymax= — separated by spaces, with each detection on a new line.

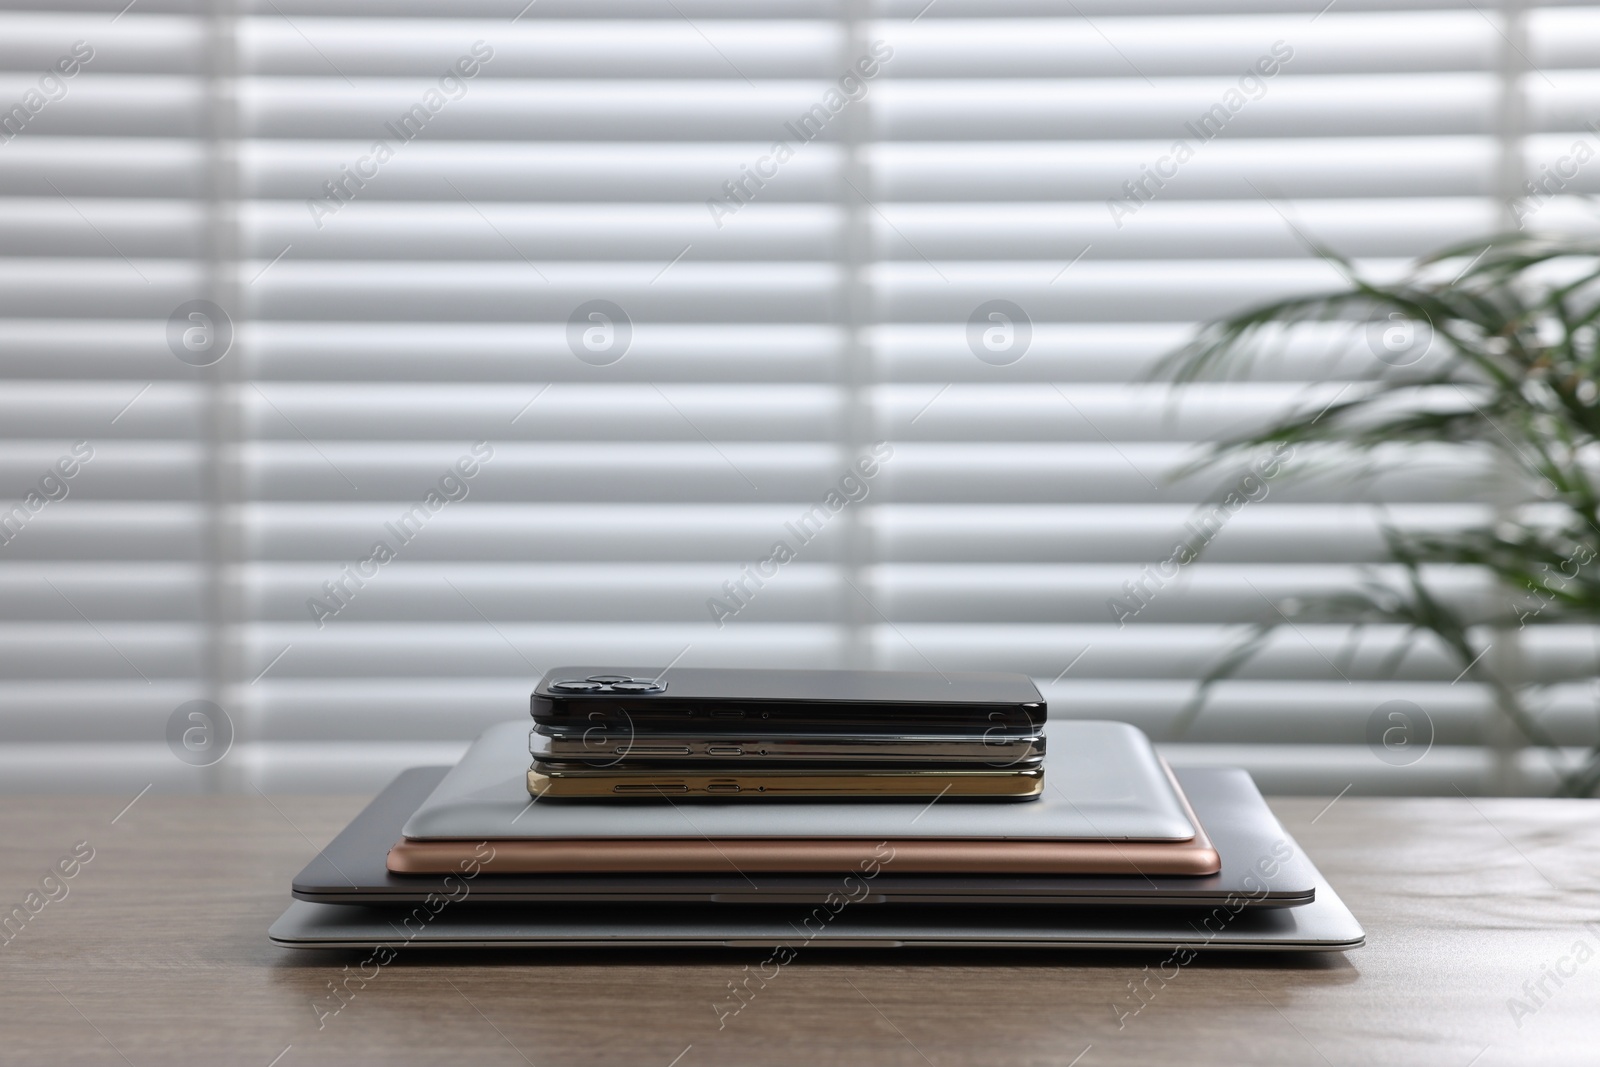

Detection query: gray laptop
xmin=270 ymin=888 xmax=1363 ymax=951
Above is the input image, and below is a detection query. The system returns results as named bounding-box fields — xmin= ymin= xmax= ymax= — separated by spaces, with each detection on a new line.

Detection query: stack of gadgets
xmin=527 ymin=667 xmax=1048 ymax=799
xmin=271 ymin=668 xmax=1364 ymax=952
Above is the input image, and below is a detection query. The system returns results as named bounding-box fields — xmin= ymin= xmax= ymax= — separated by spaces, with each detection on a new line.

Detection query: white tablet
xmin=401 ymin=720 xmax=1196 ymax=842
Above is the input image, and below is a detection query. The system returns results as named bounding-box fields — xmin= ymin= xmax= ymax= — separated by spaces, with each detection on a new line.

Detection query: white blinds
xmin=3 ymin=1 xmax=1598 ymax=795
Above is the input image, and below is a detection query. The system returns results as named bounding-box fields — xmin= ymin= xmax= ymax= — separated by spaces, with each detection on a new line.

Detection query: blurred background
xmin=2 ymin=0 xmax=1597 ymax=795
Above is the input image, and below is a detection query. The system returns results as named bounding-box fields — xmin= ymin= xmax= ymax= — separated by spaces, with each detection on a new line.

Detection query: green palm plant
xmin=1158 ymin=231 xmax=1600 ymax=796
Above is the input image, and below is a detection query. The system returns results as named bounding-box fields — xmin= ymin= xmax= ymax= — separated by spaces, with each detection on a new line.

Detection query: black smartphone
xmin=529 ymin=667 xmax=1046 ymax=735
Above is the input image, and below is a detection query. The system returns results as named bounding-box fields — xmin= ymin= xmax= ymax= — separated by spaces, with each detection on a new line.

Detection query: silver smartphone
xmin=527 ymin=760 xmax=1046 ymax=799
xmin=531 ymin=724 xmax=1045 ymax=767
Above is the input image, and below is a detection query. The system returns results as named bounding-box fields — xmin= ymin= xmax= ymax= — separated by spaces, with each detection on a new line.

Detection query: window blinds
xmin=2 ymin=0 xmax=1596 ymax=795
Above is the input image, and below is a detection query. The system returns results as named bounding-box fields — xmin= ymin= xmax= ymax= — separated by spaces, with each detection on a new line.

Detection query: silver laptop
xmin=271 ymin=876 xmax=1362 ymax=952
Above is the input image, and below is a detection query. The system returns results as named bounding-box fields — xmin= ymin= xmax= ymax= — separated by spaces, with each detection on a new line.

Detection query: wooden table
xmin=1 ymin=789 xmax=1596 ymax=1066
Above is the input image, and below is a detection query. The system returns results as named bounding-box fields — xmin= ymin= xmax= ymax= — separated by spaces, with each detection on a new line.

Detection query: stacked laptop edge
xmin=270 ymin=668 xmax=1364 ymax=952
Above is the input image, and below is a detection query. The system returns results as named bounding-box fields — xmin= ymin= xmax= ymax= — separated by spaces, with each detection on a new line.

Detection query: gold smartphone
xmin=526 ymin=763 xmax=1044 ymax=799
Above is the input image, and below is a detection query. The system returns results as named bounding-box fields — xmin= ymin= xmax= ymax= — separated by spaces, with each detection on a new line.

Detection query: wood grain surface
xmin=0 ymin=788 xmax=1596 ymax=1066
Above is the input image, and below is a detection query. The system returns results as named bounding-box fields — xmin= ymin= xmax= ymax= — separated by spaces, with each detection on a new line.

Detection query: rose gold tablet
xmin=387 ymin=762 xmax=1219 ymax=877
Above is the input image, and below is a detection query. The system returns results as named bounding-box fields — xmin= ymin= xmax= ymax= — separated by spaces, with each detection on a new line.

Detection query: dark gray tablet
xmin=290 ymin=766 xmax=1316 ymax=908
